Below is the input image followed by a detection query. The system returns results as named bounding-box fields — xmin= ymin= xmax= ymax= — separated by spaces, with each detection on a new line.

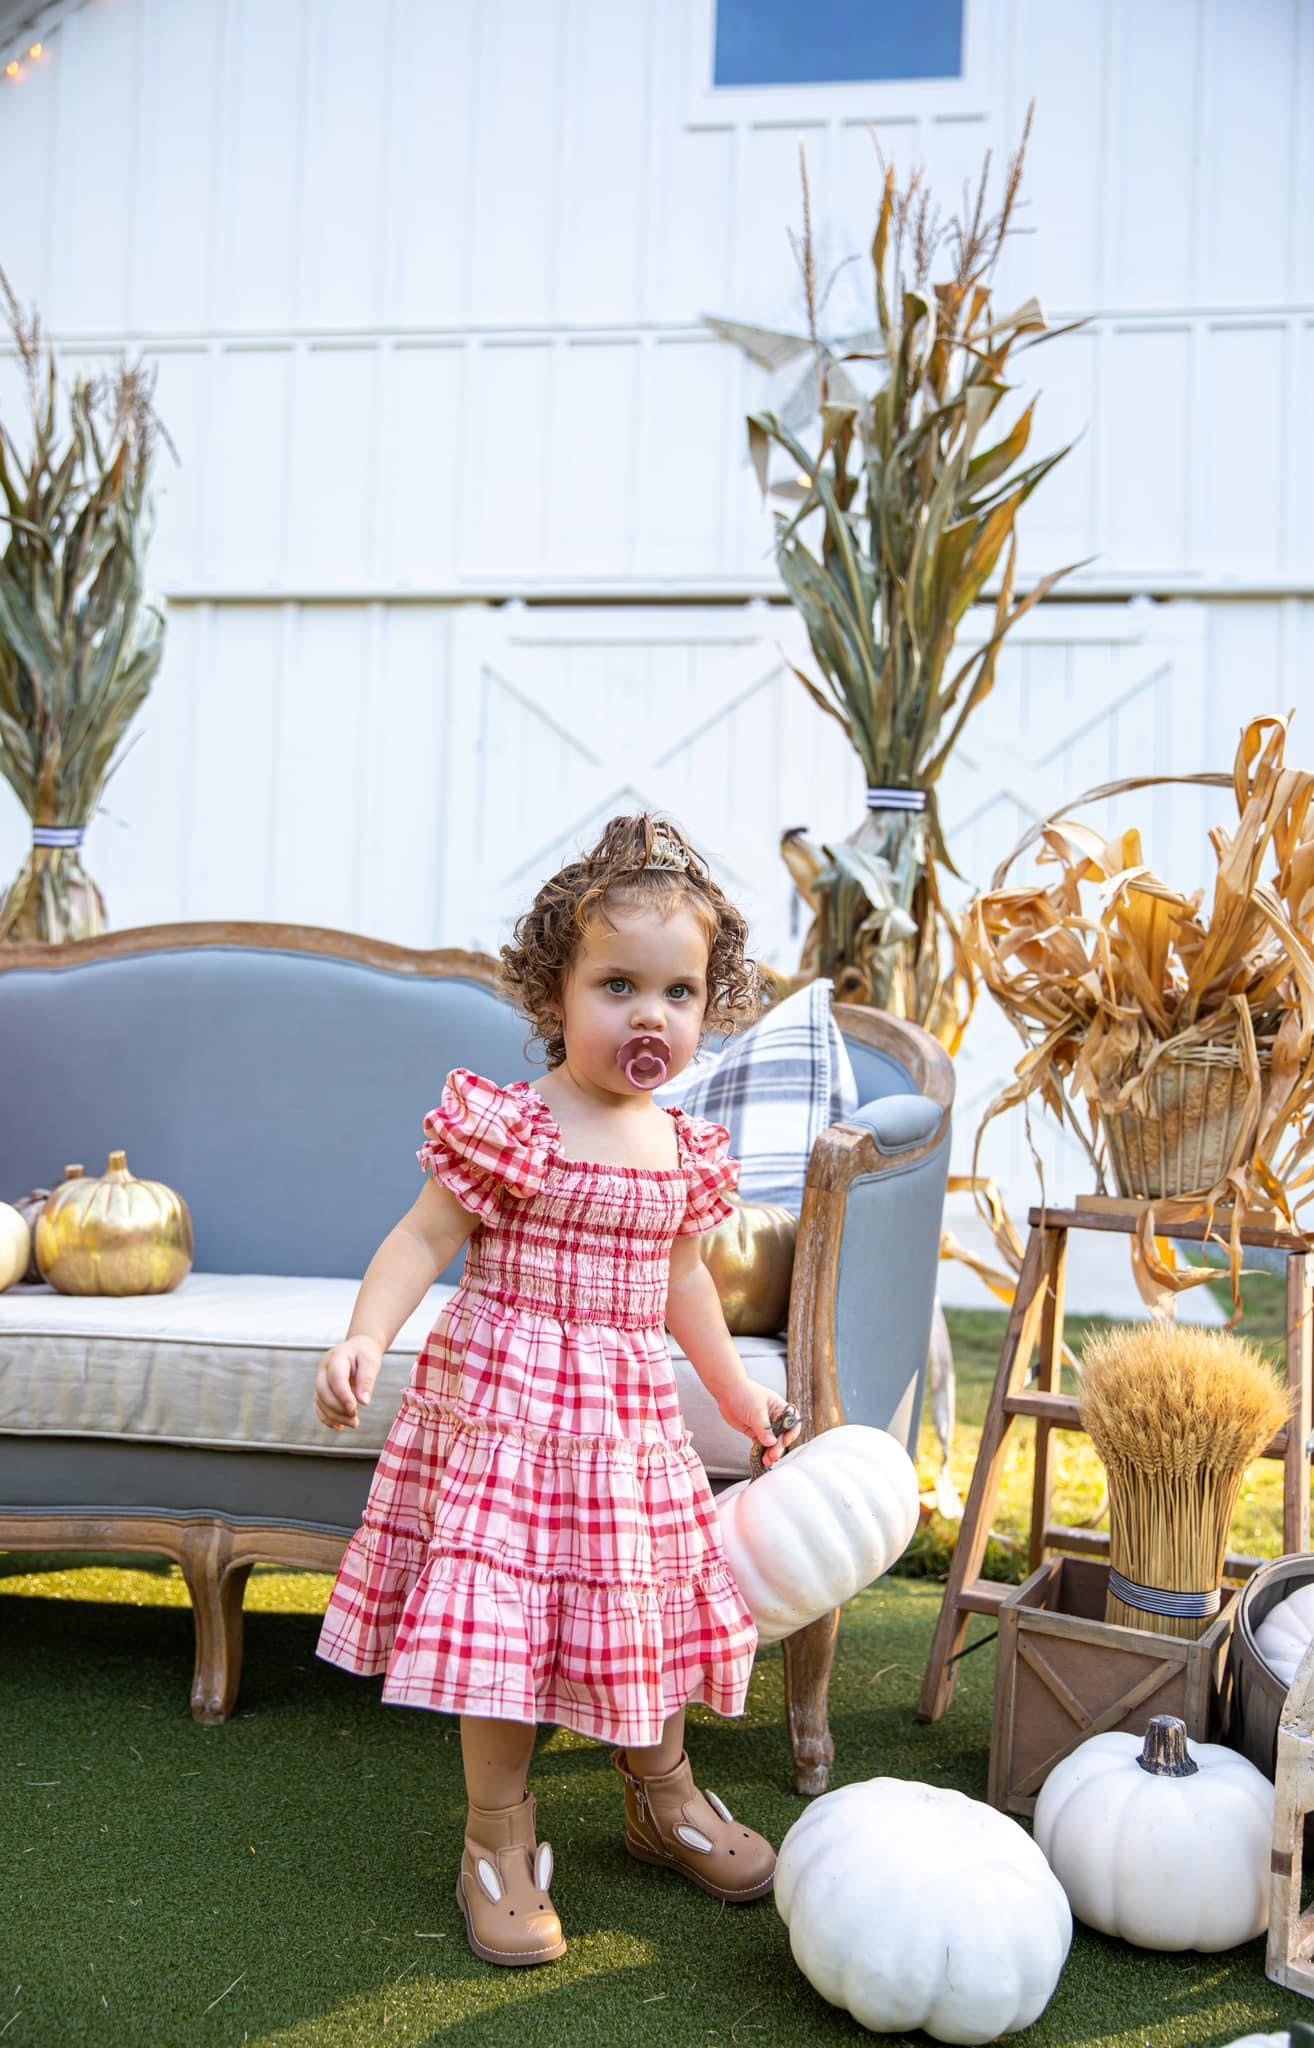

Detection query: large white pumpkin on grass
xmin=1255 ymin=1583 xmax=1314 ymax=1685
xmin=1034 ymin=1715 xmax=1273 ymax=1952
xmin=1221 ymin=2036 xmax=1311 ymax=2046
xmin=1220 ymin=2033 xmax=1314 ymax=2047
xmin=775 ymin=1778 xmax=1072 ymax=2045
xmin=715 ymin=1423 xmax=918 ymax=1642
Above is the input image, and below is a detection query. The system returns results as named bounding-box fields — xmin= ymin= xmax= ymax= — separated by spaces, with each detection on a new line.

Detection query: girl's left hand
xmin=718 ymin=1379 xmax=802 ymax=1469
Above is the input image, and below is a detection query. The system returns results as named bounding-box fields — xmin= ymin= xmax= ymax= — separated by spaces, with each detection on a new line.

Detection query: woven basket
xmin=1101 ymin=1044 xmax=1267 ymax=1200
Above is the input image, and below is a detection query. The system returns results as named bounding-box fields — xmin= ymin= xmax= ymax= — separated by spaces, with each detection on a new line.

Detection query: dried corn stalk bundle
xmin=1078 ymin=1323 xmax=1286 ymax=1638
xmin=965 ymin=713 xmax=1314 ymax=1305
xmin=738 ymin=110 xmax=1083 ymax=1051
xmin=0 ymin=267 xmax=170 ymax=942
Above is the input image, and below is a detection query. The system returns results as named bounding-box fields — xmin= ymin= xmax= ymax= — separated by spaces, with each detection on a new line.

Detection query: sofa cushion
xmin=0 ymin=1273 xmax=785 ymax=1482
xmin=655 ymin=978 xmax=859 ymax=1210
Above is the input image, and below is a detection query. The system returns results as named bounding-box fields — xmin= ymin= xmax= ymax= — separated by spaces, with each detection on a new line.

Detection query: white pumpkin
xmin=715 ymin=1422 xmax=919 ymax=1643
xmin=1255 ymin=1582 xmax=1314 ymax=1686
xmin=1219 ymin=2033 xmax=1314 ymax=2047
xmin=1034 ymin=1715 xmax=1273 ymax=1952
xmin=0 ymin=1203 xmax=30 ymax=1292
xmin=775 ymin=1777 xmax=1072 ymax=2046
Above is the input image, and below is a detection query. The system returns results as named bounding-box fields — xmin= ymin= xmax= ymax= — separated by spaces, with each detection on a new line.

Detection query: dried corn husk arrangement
xmin=966 ymin=713 xmax=1314 ymax=1306
xmin=1078 ymin=1324 xmax=1287 ymax=1639
xmin=0 ymin=265 xmax=170 ymax=942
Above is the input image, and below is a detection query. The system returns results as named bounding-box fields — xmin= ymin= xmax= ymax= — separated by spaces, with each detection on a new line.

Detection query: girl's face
xmin=556 ymin=899 xmax=710 ymax=1097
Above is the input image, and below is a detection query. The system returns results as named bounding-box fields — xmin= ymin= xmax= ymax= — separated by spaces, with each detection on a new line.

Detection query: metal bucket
xmin=1228 ymin=1553 xmax=1314 ymax=1778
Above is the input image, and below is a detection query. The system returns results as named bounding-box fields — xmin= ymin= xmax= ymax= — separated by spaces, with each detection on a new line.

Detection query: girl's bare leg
xmin=459 ymin=1714 xmax=538 ymax=1808
xmin=623 ymin=1706 xmax=686 ymax=1777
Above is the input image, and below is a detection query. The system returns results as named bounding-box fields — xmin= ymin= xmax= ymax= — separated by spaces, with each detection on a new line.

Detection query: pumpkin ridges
xmin=1034 ymin=1728 xmax=1274 ymax=1951
xmin=777 ymin=1778 xmax=1070 ymax=2044
xmin=716 ymin=1424 xmax=919 ymax=1643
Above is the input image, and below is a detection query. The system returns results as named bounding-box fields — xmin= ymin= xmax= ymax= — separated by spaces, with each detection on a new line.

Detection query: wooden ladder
xmin=917 ymin=1201 xmax=1314 ymax=1725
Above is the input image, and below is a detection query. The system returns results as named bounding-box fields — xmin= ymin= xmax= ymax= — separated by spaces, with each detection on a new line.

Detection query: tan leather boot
xmin=456 ymin=1792 xmax=567 ymax=1966
xmin=612 ymin=1749 xmax=775 ymax=1902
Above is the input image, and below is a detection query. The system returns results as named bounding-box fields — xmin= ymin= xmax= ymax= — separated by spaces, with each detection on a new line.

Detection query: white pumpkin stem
xmin=1136 ymin=1715 xmax=1199 ymax=1778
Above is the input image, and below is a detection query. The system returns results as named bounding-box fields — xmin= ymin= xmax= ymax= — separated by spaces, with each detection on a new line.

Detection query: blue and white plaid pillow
xmin=656 ymin=978 xmax=859 ymax=1212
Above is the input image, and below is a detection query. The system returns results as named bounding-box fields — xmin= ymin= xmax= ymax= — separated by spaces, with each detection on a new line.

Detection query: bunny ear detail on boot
xmin=458 ymin=1795 xmax=567 ymax=1968
xmin=611 ymin=1749 xmax=776 ymax=1903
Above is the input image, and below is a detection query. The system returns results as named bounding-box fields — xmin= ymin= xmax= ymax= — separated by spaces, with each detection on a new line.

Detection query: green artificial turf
xmin=2 ymin=1271 xmax=1307 ymax=2046
xmin=2 ymin=1569 xmax=1311 ymax=2048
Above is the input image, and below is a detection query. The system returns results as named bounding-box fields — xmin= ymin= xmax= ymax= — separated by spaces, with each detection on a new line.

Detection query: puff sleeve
xmin=674 ymin=1112 xmax=741 ymax=1237
xmin=416 ymin=1069 xmax=549 ymax=1225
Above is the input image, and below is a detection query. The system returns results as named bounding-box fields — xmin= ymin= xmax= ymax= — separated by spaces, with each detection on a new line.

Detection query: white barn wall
xmin=0 ymin=0 xmax=1309 ymax=598
xmin=0 ymin=0 xmax=1309 ymax=1227
xmin=1 ymin=587 xmax=1308 ymax=1211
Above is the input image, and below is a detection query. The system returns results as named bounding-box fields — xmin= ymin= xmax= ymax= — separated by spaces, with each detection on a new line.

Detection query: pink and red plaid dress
xmin=315 ymin=1067 xmax=759 ymax=1746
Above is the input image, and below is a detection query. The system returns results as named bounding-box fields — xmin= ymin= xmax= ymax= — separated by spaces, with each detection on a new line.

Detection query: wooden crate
xmin=988 ymin=1555 xmax=1237 ymax=1816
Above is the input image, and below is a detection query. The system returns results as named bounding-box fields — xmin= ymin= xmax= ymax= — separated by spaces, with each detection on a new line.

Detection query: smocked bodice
xmin=459 ymin=1159 xmax=691 ymax=1329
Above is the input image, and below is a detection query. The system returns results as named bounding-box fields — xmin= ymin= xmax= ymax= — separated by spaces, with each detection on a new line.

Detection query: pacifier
xmin=617 ymin=1034 xmax=671 ymax=1089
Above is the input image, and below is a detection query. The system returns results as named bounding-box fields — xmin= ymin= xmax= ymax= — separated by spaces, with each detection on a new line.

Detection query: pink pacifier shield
xmin=617 ymin=1035 xmax=670 ymax=1089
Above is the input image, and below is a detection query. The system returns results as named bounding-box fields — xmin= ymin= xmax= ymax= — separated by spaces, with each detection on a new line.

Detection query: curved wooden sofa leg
xmin=177 ymin=1522 xmax=254 ymax=1726
xmin=782 ymin=1606 xmax=841 ymax=1797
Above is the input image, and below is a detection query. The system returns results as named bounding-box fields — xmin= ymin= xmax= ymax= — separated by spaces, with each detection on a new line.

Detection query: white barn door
xmin=436 ymin=601 xmax=863 ymax=967
xmin=437 ymin=594 xmax=1213 ymax=1221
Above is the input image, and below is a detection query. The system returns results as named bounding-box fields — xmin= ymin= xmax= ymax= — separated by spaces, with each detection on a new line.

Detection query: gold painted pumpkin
xmin=32 ymin=1165 xmax=85 ymax=1279
xmin=0 ymin=1203 xmax=30 ymax=1292
xmin=698 ymin=1195 xmax=796 ymax=1335
xmin=36 ymin=1151 xmax=194 ymax=1296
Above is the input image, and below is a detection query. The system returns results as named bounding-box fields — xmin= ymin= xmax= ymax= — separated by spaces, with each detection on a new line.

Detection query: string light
xmin=4 ymin=36 xmax=52 ymax=82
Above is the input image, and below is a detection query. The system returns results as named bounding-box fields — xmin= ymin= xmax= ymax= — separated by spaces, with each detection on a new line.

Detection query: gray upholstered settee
xmin=0 ymin=922 xmax=953 ymax=1794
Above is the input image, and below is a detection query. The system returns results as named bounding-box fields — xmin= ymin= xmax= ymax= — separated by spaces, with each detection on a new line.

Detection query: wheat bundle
xmin=1077 ymin=1324 xmax=1287 ymax=1639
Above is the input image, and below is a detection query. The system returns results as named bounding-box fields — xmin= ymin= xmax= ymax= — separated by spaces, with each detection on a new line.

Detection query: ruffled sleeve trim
xmin=416 ymin=1069 xmax=551 ymax=1225
xmin=672 ymin=1109 xmax=741 ymax=1238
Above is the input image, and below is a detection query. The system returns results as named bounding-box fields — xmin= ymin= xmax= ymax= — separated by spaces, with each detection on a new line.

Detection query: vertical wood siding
xmin=0 ymin=0 xmax=1308 ymax=1224
xmin=0 ymin=0 xmax=1307 ymax=596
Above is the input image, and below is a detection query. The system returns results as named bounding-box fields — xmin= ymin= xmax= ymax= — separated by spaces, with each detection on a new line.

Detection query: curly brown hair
xmin=498 ymin=813 xmax=763 ymax=1069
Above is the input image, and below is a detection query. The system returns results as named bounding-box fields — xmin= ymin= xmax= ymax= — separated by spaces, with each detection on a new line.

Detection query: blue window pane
xmin=714 ymin=0 xmax=963 ymax=87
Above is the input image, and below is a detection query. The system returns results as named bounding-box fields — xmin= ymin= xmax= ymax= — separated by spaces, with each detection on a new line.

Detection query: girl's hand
xmin=717 ymin=1379 xmax=802 ymax=1469
xmin=315 ymin=1336 xmax=384 ymax=1431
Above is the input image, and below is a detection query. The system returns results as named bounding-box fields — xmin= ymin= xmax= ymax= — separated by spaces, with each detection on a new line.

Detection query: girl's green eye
xmin=606 ymin=978 xmax=629 ymax=994
xmin=668 ymin=985 xmax=691 ymax=999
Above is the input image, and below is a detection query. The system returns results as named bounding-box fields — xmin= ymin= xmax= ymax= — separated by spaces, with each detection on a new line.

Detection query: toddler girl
xmin=313 ymin=813 xmax=800 ymax=1967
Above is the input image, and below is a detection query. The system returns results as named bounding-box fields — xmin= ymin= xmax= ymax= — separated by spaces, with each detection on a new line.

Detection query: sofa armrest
xmin=786 ymin=1090 xmax=952 ymax=1459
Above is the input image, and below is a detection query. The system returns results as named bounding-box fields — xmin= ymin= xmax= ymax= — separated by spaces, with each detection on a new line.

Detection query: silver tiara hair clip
xmin=643 ymin=828 xmax=691 ymax=873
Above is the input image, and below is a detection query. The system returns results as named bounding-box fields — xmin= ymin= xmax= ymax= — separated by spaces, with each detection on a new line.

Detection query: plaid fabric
xmin=655 ymin=979 xmax=859 ymax=1211
xmin=316 ymin=1070 xmax=756 ymax=1746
